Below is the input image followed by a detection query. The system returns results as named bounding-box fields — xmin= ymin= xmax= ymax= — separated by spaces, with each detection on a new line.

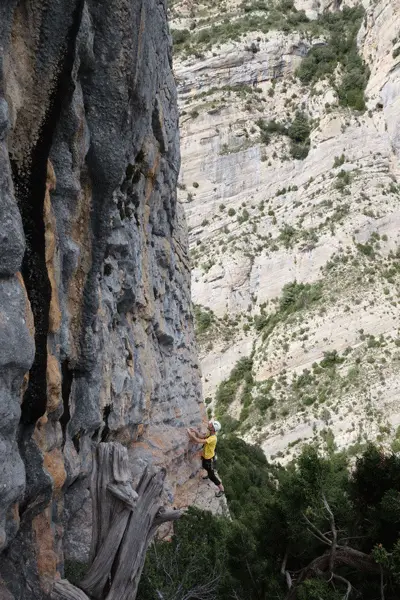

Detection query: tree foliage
xmin=138 ymin=439 xmax=400 ymax=600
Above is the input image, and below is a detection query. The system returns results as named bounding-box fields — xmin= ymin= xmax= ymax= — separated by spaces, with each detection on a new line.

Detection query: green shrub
xmin=320 ymin=350 xmax=344 ymax=368
xmin=288 ymin=112 xmax=311 ymax=159
xmin=237 ymin=209 xmax=249 ymax=223
xmin=279 ymin=280 xmax=323 ymax=313
xmin=256 ymin=394 xmax=274 ymax=413
xmin=333 ymin=154 xmax=346 ymax=167
xmin=356 ymin=242 xmax=375 ymax=258
xmin=257 ymin=118 xmax=287 ymax=135
xmin=296 ymin=7 xmax=368 ymax=111
xmin=215 ymin=357 xmax=254 ymax=416
xmin=290 ymin=141 xmax=310 ymax=159
xmin=193 ymin=305 xmax=214 ymax=334
xmin=279 ymin=225 xmax=297 ymax=248
xmin=171 ymin=28 xmax=190 ymax=46
xmin=257 ymin=113 xmax=311 ymax=159
xmin=287 ymin=112 xmax=310 ymax=143
xmin=297 ymin=6 xmax=369 ymax=110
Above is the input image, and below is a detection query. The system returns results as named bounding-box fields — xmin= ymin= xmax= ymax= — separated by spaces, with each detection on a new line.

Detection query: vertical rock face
xmin=0 ymin=1 xmax=203 ymax=597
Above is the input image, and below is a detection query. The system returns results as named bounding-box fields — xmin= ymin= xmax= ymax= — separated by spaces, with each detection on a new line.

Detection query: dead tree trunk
xmin=52 ymin=442 xmax=181 ymax=600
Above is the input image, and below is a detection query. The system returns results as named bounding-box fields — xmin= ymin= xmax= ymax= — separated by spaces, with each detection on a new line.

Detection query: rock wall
xmin=171 ymin=0 xmax=400 ymax=461
xmin=0 ymin=1 xmax=205 ymax=597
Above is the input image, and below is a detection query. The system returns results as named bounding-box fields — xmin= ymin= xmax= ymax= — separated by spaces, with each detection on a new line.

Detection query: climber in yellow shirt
xmin=187 ymin=420 xmax=225 ymax=497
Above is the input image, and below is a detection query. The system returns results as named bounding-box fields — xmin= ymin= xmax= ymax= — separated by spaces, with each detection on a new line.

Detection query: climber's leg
xmin=201 ymin=458 xmax=224 ymax=496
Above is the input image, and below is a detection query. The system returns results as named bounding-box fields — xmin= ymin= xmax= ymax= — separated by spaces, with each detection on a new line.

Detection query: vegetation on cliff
xmin=170 ymin=1 xmax=368 ymax=113
xmin=296 ymin=6 xmax=368 ymax=110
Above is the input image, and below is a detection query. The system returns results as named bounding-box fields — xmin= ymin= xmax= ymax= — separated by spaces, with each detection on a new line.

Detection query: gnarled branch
xmin=52 ymin=442 xmax=182 ymax=600
xmin=52 ymin=580 xmax=90 ymax=600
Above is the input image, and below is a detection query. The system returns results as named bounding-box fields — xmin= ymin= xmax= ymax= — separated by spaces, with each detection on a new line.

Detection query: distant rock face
xmin=171 ymin=0 xmax=400 ymax=461
xmin=0 ymin=1 xmax=204 ymax=597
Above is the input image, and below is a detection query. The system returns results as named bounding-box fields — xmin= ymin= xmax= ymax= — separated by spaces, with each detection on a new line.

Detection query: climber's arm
xmin=187 ymin=429 xmax=207 ymax=444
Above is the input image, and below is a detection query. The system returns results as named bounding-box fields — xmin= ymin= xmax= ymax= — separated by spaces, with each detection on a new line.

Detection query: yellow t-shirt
xmin=202 ymin=434 xmax=217 ymax=459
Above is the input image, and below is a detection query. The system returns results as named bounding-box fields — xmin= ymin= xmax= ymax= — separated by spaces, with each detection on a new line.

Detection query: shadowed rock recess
xmin=0 ymin=1 xmax=204 ymax=597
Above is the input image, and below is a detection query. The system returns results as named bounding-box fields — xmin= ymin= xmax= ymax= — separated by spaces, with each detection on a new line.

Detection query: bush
xmin=257 ymin=114 xmax=311 ymax=159
xmin=288 ymin=112 xmax=311 ymax=159
xmin=193 ymin=305 xmax=213 ymax=334
xmin=279 ymin=280 xmax=323 ymax=313
xmin=320 ymin=349 xmax=344 ymax=368
xmin=287 ymin=112 xmax=310 ymax=143
xmin=257 ymin=118 xmax=287 ymax=135
xmin=290 ymin=140 xmax=310 ymax=159
xmin=215 ymin=358 xmax=254 ymax=416
xmin=296 ymin=6 xmax=368 ymax=111
xmin=333 ymin=154 xmax=346 ymax=167
xmin=256 ymin=394 xmax=274 ymax=413
xmin=171 ymin=28 xmax=190 ymax=46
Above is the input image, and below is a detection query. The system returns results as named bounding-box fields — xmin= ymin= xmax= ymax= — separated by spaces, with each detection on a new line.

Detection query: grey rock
xmin=0 ymin=98 xmax=9 ymax=141
xmin=0 ymin=144 xmax=25 ymax=276
xmin=0 ymin=277 xmax=35 ymax=552
xmin=0 ymin=0 xmax=203 ymax=597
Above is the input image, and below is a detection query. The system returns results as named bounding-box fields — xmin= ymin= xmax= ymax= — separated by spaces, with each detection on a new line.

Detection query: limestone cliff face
xmin=0 ymin=1 xmax=204 ymax=597
xmin=171 ymin=0 xmax=400 ymax=460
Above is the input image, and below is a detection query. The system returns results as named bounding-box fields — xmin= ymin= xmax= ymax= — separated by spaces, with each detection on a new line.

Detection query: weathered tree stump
xmin=52 ymin=442 xmax=181 ymax=600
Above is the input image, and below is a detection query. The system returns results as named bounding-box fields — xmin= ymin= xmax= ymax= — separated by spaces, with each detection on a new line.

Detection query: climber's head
xmin=208 ymin=420 xmax=221 ymax=434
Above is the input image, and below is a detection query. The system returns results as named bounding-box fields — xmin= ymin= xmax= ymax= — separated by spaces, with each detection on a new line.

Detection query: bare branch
xmin=307 ymin=527 xmax=333 ymax=547
xmin=302 ymin=512 xmax=332 ymax=545
xmin=154 ymin=508 xmax=182 ymax=526
xmin=286 ymin=571 xmax=293 ymax=590
xmin=281 ymin=548 xmax=289 ymax=576
xmin=380 ymin=564 xmax=385 ymax=600
xmin=332 ymin=573 xmax=352 ymax=600
xmin=322 ymin=494 xmax=337 ymax=574
xmin=180 ymin=574 xmax=220 ymax=600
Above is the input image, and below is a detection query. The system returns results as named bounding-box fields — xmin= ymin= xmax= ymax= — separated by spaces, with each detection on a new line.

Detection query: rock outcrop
xmin=0 ymin=1 xmax=205 ymax=597
xmin=171 ymin=0 xmax=400 ymax=461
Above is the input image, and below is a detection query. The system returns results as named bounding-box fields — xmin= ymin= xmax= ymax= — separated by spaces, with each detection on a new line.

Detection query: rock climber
xmin=187 ymin=420 xmax=225 ymax=498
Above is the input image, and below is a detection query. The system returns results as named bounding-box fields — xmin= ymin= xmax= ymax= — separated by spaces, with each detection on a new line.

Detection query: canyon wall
xmin=171 ymin=0 xmax=400 ymax=460
xmin=0 ymin=1 xmax=205 ymax=597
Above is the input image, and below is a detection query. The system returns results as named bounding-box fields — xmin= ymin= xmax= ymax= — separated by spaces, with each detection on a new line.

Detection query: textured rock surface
xmin=171 ymin=0 xmax=400 ymax=461
xmin=0 ymin=1 xmax=206 ymax=598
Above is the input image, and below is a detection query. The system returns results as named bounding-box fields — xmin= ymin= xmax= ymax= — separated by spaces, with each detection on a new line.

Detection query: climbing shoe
xmin=215 ymin=490 xmax=224 ymax=498
xmin=202 ymin=475 xmax=209 ymax=480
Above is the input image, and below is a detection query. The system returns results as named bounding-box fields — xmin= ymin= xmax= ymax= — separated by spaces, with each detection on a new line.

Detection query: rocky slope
xmin=171 ymin=0 xmax=400 ymax=462
xmin=0 ymin=2 xmax=211 ymax=598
